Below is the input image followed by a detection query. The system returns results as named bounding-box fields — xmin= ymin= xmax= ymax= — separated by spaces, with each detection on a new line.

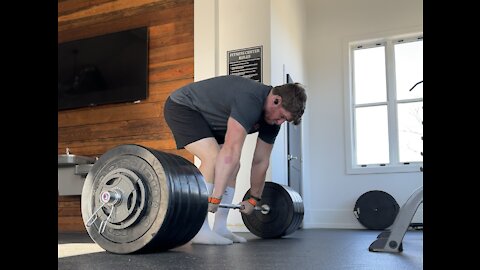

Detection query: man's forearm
xmin=249 ymin=160 xmax=269 ymax=199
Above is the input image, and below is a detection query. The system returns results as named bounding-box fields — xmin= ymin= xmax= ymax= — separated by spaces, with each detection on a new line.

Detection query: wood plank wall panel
xmin=58 ymin=0 xmax=194 ymax=232
xmin=58 ymin=195 xmax=86 ymax=232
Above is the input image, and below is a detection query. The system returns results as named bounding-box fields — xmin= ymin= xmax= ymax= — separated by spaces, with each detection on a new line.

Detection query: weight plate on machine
xmin=81 ymin=144 xmax=208 ymax=254
xmin=353 ymin=190 xmax=400 ymax=230
xmin=241 ymin=182 xmax=304 ymax=238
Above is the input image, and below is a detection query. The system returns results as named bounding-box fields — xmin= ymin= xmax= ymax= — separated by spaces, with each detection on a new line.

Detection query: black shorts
xmin=164 ymin=97 xmax=225 ymax=149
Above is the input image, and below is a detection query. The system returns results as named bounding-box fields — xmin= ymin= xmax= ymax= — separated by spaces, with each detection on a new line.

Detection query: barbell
xmin=81 ymin=144 xmax=304 ymax=254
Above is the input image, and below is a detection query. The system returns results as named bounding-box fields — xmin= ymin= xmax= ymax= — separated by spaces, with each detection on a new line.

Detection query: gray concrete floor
xmin=58 ymin=228 xmax=423 ymax=270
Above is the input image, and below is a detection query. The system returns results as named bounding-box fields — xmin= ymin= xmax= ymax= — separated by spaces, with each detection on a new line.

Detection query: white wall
xmin=195 ymin=0 xmax=423 ymax=231
xmin=303 ymin=0 xmax=423 ymax=228
xmin=270 ymin=0 xmax=308 ymax=187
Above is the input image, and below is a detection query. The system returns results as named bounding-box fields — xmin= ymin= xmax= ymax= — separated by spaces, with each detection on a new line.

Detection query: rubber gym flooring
xmin=58 ymin=228 xmax=423 ymax=270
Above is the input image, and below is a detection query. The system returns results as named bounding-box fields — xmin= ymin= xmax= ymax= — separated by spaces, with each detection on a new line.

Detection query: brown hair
xmin=272 ymin=83 xmax=307 ymax=125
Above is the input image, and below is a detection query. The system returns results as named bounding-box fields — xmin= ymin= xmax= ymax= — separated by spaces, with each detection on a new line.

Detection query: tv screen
xmin=58 ymin=27 xmax=148 ymax=110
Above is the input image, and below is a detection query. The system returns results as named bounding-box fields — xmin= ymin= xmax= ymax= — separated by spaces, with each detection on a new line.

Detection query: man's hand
xmin=239 ymin=198 xmax=258 ymax=215
xmin=208 ymin=196 xmax=221 ymax=213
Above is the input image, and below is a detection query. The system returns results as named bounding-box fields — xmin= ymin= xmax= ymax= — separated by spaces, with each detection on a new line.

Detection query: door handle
xmin=287 ymin=154 xmax=298 ymax=161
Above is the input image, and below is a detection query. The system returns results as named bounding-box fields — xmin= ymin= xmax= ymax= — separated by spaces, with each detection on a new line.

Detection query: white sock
xmin=191 ymin=182 xmax=233 ymax=245
xmin=213 ymin=186 xmax=247 ymax=243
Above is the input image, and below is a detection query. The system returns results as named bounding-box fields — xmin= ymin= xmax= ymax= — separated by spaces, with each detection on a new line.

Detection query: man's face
xmin=264 ymin=106 xmax=293 ymax=126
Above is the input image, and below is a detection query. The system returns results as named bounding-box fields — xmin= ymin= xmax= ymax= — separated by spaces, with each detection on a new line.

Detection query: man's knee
xmin=185 ymin=138 xmax=220 ymax=180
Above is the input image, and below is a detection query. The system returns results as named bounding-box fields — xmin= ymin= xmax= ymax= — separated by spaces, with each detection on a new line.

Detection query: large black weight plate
xmin=353 ymin=190 xmax=399 ymax=230
xmin=81 ymin=144 xmax=208 ymax=254
xmin=241 ymin=182 xmax=304 ymax=238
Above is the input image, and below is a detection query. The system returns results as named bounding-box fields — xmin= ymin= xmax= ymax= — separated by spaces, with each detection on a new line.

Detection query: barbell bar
xmin=219 ymin=203 xmax=271 ymax=214
xmin=81 ymin=144 xmax=304 ymax=254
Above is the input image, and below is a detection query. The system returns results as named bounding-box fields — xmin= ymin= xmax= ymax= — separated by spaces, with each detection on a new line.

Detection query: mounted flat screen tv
xmin=58 ymin=27 xmax=148 ymax=110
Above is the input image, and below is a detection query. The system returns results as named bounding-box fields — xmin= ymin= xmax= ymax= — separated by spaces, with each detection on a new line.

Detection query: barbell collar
xmin=100 ymin=190 xmax=122 ymax=205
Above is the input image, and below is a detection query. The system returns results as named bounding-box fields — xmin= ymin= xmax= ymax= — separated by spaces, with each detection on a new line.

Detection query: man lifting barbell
xmin=163 ymin=75 xmax=307 ymax=245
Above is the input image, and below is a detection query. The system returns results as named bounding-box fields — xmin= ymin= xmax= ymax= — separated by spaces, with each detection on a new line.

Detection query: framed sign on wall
xmin=227 ymin=45 xmax=262 ymax=82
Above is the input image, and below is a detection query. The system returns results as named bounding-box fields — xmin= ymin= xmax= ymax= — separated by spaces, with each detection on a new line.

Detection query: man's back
xmin=169 ymin=75 xmax=272 ymax=132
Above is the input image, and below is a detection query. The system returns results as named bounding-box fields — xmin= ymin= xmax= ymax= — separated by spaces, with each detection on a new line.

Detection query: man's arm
xmin=249 ymin=137 xmax=274 ymax=199
xmin=210 ymin=117 xmax=247 ymax=200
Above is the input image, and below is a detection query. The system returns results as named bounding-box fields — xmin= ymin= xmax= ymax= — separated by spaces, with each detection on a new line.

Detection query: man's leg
xmin=185 ymin=138 xmax=233 ymax=245
xmin=212 ymin=144 xmax=246 ymax=243
xmin=212 ymin=184 xmax=247 ymax=243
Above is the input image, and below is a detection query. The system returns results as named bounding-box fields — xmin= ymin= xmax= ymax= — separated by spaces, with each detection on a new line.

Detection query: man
xmin=163 ymin=75 xmax=307 ymax=245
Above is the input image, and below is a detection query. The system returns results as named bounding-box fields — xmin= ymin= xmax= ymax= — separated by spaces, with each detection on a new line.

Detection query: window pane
xmin=355 ymin=106 xmax=389 ymax=165
xmin=353 ymin=46 xmax=387 ymax=104
xmin=395 ymin=40 xmax=423 ymax=100
xmin=398 ymin=102 xmax=423 ymax=162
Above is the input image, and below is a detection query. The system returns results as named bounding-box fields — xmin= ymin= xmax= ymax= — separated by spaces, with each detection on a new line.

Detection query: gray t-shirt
xmin=169 ymin=75 xmax=280 ymax=144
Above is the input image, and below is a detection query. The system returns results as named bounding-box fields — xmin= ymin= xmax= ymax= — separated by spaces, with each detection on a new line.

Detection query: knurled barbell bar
xmin=81 ymin=144 xmax=304 ymax=254
xmin=219 ymin=203 xmax=270 ymax=213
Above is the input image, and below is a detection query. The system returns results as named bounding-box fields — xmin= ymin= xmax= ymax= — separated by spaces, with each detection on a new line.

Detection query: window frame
xmin=343 ymin=31 xmax=423 ymax=175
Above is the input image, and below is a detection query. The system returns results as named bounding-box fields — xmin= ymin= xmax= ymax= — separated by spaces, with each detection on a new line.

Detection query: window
xmin=345 ymin=33 xmax=423 ymax=174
